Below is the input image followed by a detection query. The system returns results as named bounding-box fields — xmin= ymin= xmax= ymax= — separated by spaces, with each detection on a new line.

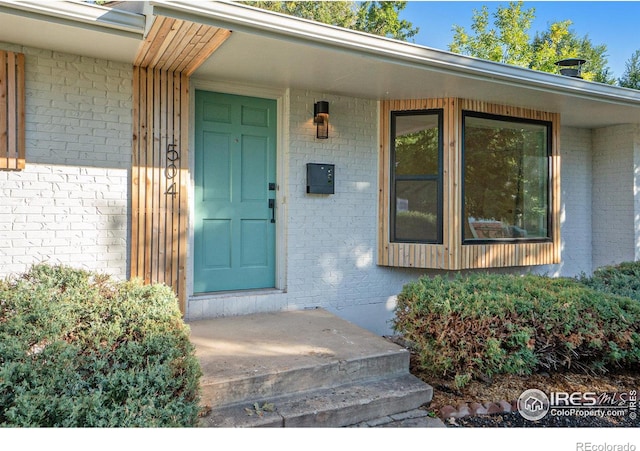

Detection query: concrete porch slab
xmin=188 ymin=308 xmax=434 ymax=427
xmin=188 ymin=308 xmax=408 ymax=388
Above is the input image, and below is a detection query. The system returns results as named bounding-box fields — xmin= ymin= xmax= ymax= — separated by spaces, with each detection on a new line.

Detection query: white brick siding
xmin=633 ymin=125 xmax=640 ymax=261
xmin=0 ymin=43 xmax=131 ymax=279
xmin=538 ymin=127 xmax=593 ymax=277
xmin=592 ymin=124 xmax=637 ymax=268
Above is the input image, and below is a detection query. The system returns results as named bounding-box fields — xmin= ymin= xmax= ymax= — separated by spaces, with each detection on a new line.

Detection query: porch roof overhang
xmin=152 ymin=0 xmax=640 ymax=129
xmin=1 ymin=1 xmax=640 ymax=129
xmin=0 ymin=0 xmax=144 ymax=63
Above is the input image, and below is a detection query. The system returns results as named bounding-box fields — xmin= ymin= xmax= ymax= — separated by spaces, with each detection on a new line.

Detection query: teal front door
xmin=194 ymin=91 xmax=277 ymax=293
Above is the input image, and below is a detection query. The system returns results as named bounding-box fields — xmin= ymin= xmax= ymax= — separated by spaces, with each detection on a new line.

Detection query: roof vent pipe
xmin=555 ymin=58 xmax=586 ymax=78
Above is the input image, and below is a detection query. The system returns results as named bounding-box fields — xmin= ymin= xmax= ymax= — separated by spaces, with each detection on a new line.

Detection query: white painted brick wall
xmin=0 ymin=43 xmax=131 ymax=279
xmin=592 ymin=124 xmax=636 ymax=268
xmin=633 ymin=125 xmax=640 ymax=261
xmin=538 ymin=127 xmax=593 ymax=277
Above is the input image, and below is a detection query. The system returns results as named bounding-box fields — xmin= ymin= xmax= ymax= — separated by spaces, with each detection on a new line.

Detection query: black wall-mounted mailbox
xmin=306 ymin=163 xmax=335 ymax=194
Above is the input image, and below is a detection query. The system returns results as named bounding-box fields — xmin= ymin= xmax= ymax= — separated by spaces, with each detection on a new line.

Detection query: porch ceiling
xmin=154 ymin=1 xmax=640 ymax=130
xmin=134 ymin=15 xmax=230 ymax=74
xmin=0 ymin=0 xmax=143 ymax=63
xmin=1 ymin=1 xmax=639 ymax=130
xmin=192 ymin=28 xmax=640 ymax=129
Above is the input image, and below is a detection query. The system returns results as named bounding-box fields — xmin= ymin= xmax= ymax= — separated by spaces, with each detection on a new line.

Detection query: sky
xmin=399 ymin=1 xmax=640 ymax=79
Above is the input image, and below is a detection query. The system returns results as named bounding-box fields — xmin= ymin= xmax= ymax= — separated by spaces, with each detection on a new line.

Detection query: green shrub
xmin=393 ymin=273 xmax=640 ymax=386
xmin=0 ymin=264 xmax=202 ymax=427
xmin=580 ymin=261 xmax=640 ymax=301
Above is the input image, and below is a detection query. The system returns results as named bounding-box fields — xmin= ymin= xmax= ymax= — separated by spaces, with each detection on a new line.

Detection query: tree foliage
xmin=449 ymin=1 xmax=613 ymax=84
xmin=619 ymin=49 xmax=640 ymax=90
xmin=244 ymin=1 xmax=418 ymax=41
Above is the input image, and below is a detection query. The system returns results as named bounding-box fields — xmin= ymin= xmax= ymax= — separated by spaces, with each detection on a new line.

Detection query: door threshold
xmin=191 ymin=288 xmax=285 ymax=300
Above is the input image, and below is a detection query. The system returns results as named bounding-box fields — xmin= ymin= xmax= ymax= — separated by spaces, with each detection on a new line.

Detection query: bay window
xmin=379 ymin=98 xmax=560 ymax=270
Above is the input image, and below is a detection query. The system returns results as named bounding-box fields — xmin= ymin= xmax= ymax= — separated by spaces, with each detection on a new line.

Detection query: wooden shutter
xmin=0 ymin=50 xmax=25 ymax=170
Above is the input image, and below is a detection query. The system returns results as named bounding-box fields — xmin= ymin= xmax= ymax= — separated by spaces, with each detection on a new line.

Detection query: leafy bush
xmin=0 ymin=264 xmax=202 ymax=427
xmin=393 ymin=273 xmax=640 ymax=387
xmin=580 ymin=261 xmax=640 ymax=301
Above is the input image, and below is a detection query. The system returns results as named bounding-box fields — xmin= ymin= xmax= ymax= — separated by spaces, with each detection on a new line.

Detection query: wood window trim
xmin=0 ymin=50 xmax=25 ymax=171
xmin=378 ymin=98 xmax=561 ymax=270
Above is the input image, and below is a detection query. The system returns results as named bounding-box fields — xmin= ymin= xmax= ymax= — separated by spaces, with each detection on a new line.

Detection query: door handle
xmin=268 ymin=199 xmax=275 ymax=223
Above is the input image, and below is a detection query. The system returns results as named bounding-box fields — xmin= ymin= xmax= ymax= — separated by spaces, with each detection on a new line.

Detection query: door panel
xmin=195 ymin=91 xmax=276 ymax=293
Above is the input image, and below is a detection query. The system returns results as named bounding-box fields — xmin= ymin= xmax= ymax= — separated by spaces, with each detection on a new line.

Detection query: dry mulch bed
xmin=399 ymin=345 xmax=640 ymax=428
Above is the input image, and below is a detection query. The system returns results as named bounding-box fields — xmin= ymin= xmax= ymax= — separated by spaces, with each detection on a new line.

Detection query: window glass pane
xmin=464 ymin=114 xmax=549 ymax=241
xmin=395 ymin=180 xmax=438 ymax=242
xmin=391 ymin=111 xmax=441 ymax=243
xmin=394 ymin=114 xmax=439 ymax=176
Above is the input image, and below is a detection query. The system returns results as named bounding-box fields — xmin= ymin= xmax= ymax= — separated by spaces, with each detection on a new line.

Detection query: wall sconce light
xmin=313 ymin=101 xmax=329 ymax=139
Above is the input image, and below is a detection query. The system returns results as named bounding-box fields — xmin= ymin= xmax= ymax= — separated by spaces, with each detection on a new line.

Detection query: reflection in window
xmin=463 ymin=112 xmax=550 ymax=242
xmin=391 ymin=110 xmax=442 ymax=243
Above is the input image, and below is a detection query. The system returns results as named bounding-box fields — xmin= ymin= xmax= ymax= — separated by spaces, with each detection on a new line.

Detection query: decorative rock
xmin=511 ymin=400 xmax=519 ymax=412
xmin=455 ymin=403 xmax=471 ymax=418
xmin=469 ymin=402 xmax=488 ymax=415
xmin=439 ymin=405 xmax=457 ymax=419
xmin=483 ymin=402 xmax=503 ymax=414
xmin=498 ymin=400 xmax=512 ymax=413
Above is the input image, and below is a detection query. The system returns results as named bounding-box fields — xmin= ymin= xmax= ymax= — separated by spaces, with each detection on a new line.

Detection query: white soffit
xmin=0 ymin=0 xmax=144 ymax=63
xmin=158 ymin=0 xmax=640 ymax=129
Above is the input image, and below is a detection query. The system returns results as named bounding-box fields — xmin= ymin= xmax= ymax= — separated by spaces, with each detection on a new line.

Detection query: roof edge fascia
xmin=152 ymin=0 xmax=640 ymax=109
xmin=0 ymin=0 xmax=146 ymax=38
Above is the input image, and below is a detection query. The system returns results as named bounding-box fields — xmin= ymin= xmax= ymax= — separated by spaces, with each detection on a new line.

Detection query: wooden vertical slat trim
xmin=15 ymin=53 xmax=25 ymax=170
xmin=144 ymin=17 xmax=179 ymax=68
xmin=450 ymin=98 xmax=460 ymax=269
xmin=152 ymin=69 xmax=163 ymax=284
xmin=131 ymin=66 xmax=140 ymax=279
xmin=178 ymin=72 xmax=189 ymax=313
xmin=6 ymin=52 xmax=16 ymax=170
xmin=155 ymin=70 xmax=168 ymax=283
xmin=378 ymin=100 xmax=390 ymax=266
xmin=135 ymin=16 xmax=168 ymax=67
xmin=154 ymin=20 xmax=192 ymax=71
xmin=133 ymin=17 xmax=235 ymax=314
xmin=171 ymin=72 xmax=181 ymax=294
xmin=137 ymin=67 xmax=148 ymax=278
xmin=165 ymin=71 xmax=175 ymax=286
xmin=144 ymin=68 xmax=154 ymax=284
xmin=183 ymin=28 xmax=232 ymax=76
xmin=172 ymin=24 xmax=209 ymax=73
xmin=0 ymin=51 xmax=7 ymax=169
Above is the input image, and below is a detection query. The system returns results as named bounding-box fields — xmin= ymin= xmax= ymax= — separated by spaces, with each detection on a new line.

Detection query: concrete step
xmin=198 ymin=351 xmax=409 ymax=408
xmin=190 ymin=309 xmax=412 ymax=408
xmin=199 ymin=373 xmax=433 ymax=428
xmin=189 ymin=308 xmax=434 ymax=427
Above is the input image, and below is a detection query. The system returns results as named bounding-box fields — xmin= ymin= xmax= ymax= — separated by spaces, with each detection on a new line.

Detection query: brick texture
xmin=0 ymin=43 xmax=131 ymax=279
xmin=592 ymin=124 xmax=637 ymax=269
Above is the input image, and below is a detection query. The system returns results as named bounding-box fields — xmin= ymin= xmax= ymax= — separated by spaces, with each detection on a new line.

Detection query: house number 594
xmin=165 ymin=143 xmax=179 ymax=196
